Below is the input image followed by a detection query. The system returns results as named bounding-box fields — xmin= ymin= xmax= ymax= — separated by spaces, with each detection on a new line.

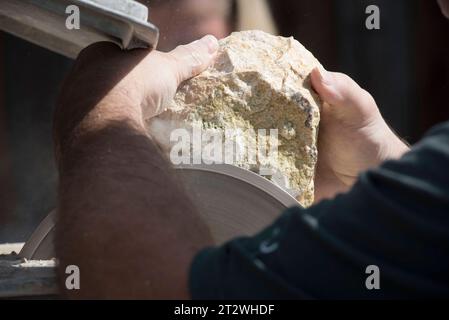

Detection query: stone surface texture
xmin=147 ymin=30 xmax=322 ymax=207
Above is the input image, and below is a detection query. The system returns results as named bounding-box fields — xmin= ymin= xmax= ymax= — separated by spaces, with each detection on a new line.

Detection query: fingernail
xmin=201 ymin=35 xmax=219 ymax=54
xmin=317 ymin=67 xmax=332 ymax=85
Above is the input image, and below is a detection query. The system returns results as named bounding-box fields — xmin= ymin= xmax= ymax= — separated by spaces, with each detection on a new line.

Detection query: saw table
xmin=0 ymin=164 xmax=299 ymax=298
xmin=0 ymin=0 xmax=302 ymax=298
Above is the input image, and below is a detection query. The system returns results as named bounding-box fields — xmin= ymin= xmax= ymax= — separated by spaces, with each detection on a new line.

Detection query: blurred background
xmin=1 ymin=0 xmax=448 ymax=242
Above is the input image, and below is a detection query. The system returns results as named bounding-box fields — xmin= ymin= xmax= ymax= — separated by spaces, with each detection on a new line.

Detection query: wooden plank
xmin=0 ymin=254 xmax=58 ymax=298
xmin=0 ymin=243 xmax=24 ymax=255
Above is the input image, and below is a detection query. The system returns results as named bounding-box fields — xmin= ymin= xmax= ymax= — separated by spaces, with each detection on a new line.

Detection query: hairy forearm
xmin=54 ymin=74 xmax=213 ymax=299
xmin=56 ymin=117 xmax=213 ymax=299
xmin=56 ymin=122 xmax=210 ymax=298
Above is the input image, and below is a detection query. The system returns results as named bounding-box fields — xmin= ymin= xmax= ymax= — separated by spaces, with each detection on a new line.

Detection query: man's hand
xmin=310 ymin=68 xmax=410 ymax=202
xmin=54 ymin=35 xmax=218 ymax=157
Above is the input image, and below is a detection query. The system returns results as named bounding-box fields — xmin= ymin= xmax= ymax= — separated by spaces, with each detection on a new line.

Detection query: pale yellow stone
xmin=147 ymin=30 xmax=322 ymax=207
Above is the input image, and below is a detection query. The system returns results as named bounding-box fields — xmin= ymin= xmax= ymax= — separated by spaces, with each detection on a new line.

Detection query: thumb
xmin=168 ymin=35 xmax=219 ymax=85
xmin=311 ymin=67 xmax=378 ymax=126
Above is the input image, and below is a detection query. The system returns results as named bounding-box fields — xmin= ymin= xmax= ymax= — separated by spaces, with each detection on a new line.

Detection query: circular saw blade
xmin=20 ymin=165 xmax=300 ymax=260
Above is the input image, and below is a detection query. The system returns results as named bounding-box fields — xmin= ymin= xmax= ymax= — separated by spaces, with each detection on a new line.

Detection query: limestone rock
xmin=147 ymin=30 xmax=322 ymax=207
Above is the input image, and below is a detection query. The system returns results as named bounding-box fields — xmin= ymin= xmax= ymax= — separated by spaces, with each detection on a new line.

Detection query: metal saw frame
xmin=0 ymin=0 xmax=159 ymax=58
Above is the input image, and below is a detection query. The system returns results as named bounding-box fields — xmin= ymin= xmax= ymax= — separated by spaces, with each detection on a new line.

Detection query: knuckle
xmin=361 ymin=89 xmax=376 ymax=105
xmin=173 ymin=45 xmax=205 ymax=71
xmin=338 ymin=73 xmax=356 ymax=87
xmin=187 ymin=48 xmax=205 ymax=67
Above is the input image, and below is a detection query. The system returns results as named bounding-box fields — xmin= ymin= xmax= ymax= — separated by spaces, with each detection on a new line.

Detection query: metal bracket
xmin=0 ymin=0 xmax=159 ymax=58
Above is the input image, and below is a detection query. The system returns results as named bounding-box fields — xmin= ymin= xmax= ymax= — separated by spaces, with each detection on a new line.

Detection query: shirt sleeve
xmin=189 ymin=122 xmax=449 ymax=299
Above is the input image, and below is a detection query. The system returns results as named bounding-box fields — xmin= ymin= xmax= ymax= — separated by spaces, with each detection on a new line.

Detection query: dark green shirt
xmin=190 ymin=121 xmax=449 ymax=299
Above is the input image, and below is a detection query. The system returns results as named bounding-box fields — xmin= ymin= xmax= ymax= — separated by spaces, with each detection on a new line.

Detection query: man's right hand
xmin=310 ymin=68 xmax=410 ymax=202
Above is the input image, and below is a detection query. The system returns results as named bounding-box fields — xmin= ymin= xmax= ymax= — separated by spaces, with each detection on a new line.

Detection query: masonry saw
xmin=0 ymin=0 xmax=301 ymax=260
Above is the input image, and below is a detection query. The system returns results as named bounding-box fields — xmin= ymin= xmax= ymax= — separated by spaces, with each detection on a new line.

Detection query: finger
xmin=311 ymin=67 xmax=377 ymax=119
xmin=169 ymin=35 xmax=219 ymax=85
